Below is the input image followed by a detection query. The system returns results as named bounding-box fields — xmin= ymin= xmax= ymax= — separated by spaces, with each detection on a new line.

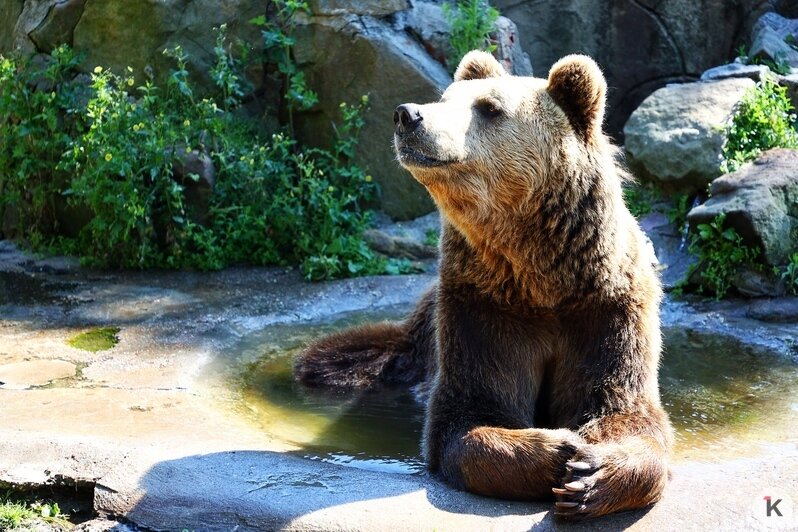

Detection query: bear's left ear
xmin=454 ymin=50 xmax=506 ymax=82
xmin=547 ymin=55 xmax=606 ymax=140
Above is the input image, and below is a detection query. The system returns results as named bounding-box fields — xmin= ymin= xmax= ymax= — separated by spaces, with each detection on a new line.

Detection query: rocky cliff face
xmin=494 ymin=0 xmax=798 ymax=138
xmin=1 ymin=1 xmax=448 ymax=219
xmin=3 ymin=1 xmax=795 ymax=218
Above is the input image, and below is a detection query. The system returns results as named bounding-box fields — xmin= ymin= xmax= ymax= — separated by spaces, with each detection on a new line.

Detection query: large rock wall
xmin=292 ymin=14 xmax=449 ymax=219
xmin=0 ymin=0 xmax=449 ymax=220
xmin=4 ymin=1 xmax=795 ymax=218
xmin=6 ymin=0 xmax=265 ymax=93
xmin=493 ymin=0 xmax=798 ymax=138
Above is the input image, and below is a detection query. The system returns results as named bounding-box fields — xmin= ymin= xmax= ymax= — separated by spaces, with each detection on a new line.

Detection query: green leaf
xmin=249 ymin=15 xmax=267 ymax=26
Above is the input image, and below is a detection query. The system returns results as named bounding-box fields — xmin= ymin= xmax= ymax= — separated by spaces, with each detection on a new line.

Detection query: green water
xmin=238 ymin=312 xmax=798 ymax=474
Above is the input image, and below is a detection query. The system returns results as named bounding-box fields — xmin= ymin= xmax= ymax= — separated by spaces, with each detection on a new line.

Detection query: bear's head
xmin=393 ymin=51 xmax=613 ymax=225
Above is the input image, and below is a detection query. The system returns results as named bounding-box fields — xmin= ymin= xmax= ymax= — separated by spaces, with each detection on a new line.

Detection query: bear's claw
xmin=564 ymin=481 xmax=586 ymax=491
xmin=566 ymin=461 xmax=593 ymax=471
xmin=553 ymin=451 xmax=603 ymax=520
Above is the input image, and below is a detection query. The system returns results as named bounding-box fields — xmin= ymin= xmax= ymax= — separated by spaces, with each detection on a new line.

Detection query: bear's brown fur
xmin=295 ymin=50 xmax=673 ymax=520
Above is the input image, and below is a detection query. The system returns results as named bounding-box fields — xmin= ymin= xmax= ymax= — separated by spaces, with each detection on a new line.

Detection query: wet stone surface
xmin=0 ymin=239 xmax=796 ymax=531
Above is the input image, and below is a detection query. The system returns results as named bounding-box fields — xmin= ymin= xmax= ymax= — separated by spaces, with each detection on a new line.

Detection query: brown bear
xmin=295 ymin=50 xmax=673 ymax=520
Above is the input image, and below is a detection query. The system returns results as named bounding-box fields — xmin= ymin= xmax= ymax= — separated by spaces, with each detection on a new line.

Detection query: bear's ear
xmin=454 ymin=50 xmax=506 ymax=82
xmin=546 ymin=55 xmax=606 ymax=139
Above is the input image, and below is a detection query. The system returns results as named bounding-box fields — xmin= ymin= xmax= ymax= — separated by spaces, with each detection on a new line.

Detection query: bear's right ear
xmin=454 ymin=50 xmax=506 ymax=82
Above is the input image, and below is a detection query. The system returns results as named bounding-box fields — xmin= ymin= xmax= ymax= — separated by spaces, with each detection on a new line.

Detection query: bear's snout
xmin=393 ymin=104 xmax=423 ymax=134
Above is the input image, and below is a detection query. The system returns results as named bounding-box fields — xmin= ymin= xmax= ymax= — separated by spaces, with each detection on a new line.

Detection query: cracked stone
xmin=0 ymin=359 xmax=76 ymax=389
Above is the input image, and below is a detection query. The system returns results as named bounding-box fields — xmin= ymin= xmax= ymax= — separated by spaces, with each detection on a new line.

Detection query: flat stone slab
xmin=0 ymin=359 xmax=76 ymax=389
xmin=1 ymin=241 xmax=797 ymax=531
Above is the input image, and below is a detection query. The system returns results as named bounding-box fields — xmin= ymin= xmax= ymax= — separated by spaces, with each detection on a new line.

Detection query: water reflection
xmin=238 ymin=310 xmax=798 ymax=473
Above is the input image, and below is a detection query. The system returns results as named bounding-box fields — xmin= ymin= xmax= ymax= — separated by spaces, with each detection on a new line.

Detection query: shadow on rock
xmin=97 ymin=449 xmax=654 ymax=531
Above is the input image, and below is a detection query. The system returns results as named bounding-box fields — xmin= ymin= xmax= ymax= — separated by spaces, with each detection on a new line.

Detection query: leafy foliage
xmin=622 ymin=184 xmax=659 ymax=218
xmin=0 ymin=491 xmax=69 ymax=530
xmin=734 ymin=45 xmax=792 ymax=75
xmin=686 ymin=214 xmax=761 ymax=299
xmin=666 ymin=194 xmax=692 ymax=229
xmin=0 ymin=2 xmax=407 ymax=281
xmin=252 ymin=0 xmax=317 ymax=137
xmin=781 ymin=252 xmax=798 ymax=295
xmin=0 ymin=46 xmax=86 ymax=248
xmin=443 ymin=0 xmax=500 ymax=72
xmin=720 ymin=77 xmax=798 ymax=174
xmin=424 ymin=228 xmax=439 ymax=247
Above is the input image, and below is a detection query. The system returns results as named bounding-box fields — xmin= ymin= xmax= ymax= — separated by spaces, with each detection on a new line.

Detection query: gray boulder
xmin=732 ymin=266 xmax=786 ymax=297
xmin=747 ymin=296 xmax=798 ymax=322
xmin=7 ymin=0 xmax=265 ymax=93
xmin=493 ymin=0 xmax=795 ymax=136
xmin=0 ymin=0 xmax=23 ymax=51
xmin=638 ymin=211 xmax=697 ymax=291
xmin=781 ymin=73 xmax=798 ymax=110
xmin=293 ymin=14 xmax=450 ymax=220
xmin=624 ymin=78 xmax=755 ymax=191
xmin=395 ymin=2 xmax=532 ymax=76
xmin=493 ymin=15 xmax=533 ymax=76
xmin=750 ymin=12 xmax=798 ymax=68
xmin=687 ymin=148 xmax=798 ymax=267
xmin=28 ymin=0 xmax=86 ymax=53
xmin=699 ymin=62 xmax=771 ymax=82
xmin=395 ymin=1 xmax=450 ymax=65
xmin=308 ymin=0 xmax=408 ymax=16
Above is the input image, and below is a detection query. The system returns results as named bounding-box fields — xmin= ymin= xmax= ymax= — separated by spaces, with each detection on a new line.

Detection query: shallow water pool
xmin=235 ymin=308 xmax=798 ymax=474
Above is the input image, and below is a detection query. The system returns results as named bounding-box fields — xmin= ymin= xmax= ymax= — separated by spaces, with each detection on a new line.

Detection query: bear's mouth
xmin=397 ymin=147 xmax=452 ymax=168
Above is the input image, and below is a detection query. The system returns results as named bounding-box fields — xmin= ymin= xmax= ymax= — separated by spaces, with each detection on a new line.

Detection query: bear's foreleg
xmin=434 ymin=425 xmax=585 ymax=500
xmin=553 ymin=302 xmax=672 ymax=520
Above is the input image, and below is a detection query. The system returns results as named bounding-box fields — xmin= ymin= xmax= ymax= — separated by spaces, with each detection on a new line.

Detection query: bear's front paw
xmin=552 ymin=447 xmax=609 ymax=520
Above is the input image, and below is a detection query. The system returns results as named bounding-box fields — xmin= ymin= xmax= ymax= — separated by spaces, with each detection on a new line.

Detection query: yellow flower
xmin=93 ymin=66 xmax=103 ymax=74
xmin=104 ymin=153 xmax=113 ymax=162
xmin=132 ymin=124 xmax=140 ymax=132
xmin=183 ymin=119 xmax=191 ymax=128
xmin=327 ymin=186 xmax=334 ymax=193
xmin=185 ymin=147 xmax=192 ymax=154
xmin=127 ymin=78 xmax=134 ymax=86
xmin=365 ymin=175 xmax=373 ymax=183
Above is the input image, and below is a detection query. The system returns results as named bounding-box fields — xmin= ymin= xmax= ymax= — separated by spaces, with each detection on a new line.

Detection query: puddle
xmin=230 ymin=306 xmax=425 ymax=475
xmin=661 ymin=341 xmax=798 ymax=461
xmin=236 ymin=310 xmax=798 ymax=474
xmin=0 ymin=271 xmax=76 ymax=306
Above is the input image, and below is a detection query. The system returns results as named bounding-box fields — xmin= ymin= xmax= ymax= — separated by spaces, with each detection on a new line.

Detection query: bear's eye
xmin=474 ymin=99 xmax=503 ymax=120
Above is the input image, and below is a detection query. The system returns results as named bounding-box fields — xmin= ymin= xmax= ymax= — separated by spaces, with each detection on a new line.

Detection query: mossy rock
xmin=67 ymin=327 xmax=120 ymax=352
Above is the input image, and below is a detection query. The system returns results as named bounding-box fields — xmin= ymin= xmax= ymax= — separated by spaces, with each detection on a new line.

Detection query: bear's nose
xmin=393 ymin=104 xmax=423 ymax=134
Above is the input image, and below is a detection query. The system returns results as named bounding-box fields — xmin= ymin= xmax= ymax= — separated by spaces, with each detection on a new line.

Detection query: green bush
xmin=686 ymin=213 xmax=761 ymax=299
xmin=781 ymin=252 xmax=798 ymax=295
xmin=0 ymin=3 xmax=411 ymax=280
xmin=443 ymin=0 xmax=500 ymax=72
xmin=621 ymin=184 xmax=659 ymax=218
xmin=720 ymin=76 xmax=798 ymax=174
xmin=0 ymin=46 xmax=86 ymax=248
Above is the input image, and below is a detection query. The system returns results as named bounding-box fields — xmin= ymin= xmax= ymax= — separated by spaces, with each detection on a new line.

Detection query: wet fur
xmin=295 ymin=51 xmax=673 ymax=520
